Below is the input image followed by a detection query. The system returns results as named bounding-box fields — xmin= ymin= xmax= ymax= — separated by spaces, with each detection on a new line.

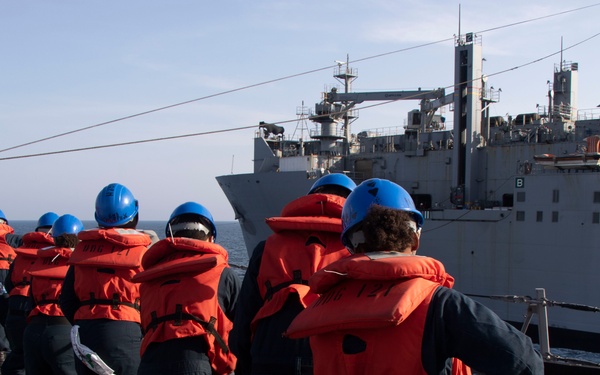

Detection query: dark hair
xmin=54 ymin=234 xmax=79 ymax=248
xmin=100 ymin=214 xmax=139 ymax=230
xmin=120 ymin=214 xmax=139 ymax=229
xmin=360 ymin=205 xmax=416 ymax=253
xmin=311 ymin=185 xmax=352 ymax=198
xmin=168 ymin=213 xmax=212 ymax=241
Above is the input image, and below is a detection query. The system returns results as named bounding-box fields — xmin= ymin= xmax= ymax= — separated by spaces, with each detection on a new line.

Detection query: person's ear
xmin=411 ymin=228 xmax=421 ymax=254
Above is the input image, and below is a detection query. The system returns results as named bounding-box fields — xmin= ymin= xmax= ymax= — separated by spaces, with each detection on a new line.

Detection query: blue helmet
xmin=95 ymin=183 xmax=139 ymax=227
xmin=52 ymin=214 xmax=84 ymax=238
xmin=166 ymin=201 xmax=217 ymax=239
xmin=0 ymin=209 xmax=6 ymax=224
xmin=36 ymin=212 xmax=59 ymax=231
xmin=341 ymin=178 xmax=424 ymax=251
xmin=308 ymin=173 xmax=357 ymax=196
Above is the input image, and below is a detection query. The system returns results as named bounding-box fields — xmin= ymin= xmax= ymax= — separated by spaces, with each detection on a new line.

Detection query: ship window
xmin=593 ymin=212 xmax=600 ymax=224
xmin=536 ymin=211 xmax=543 ymax=222
xmin=552 ymin=211 xmax=559 ymax=222
xmin=594 ymin=192 xmax=600 ymax=203
xmin=516 ymin=211 xmax=525 ymax=221
xmin=552 ymin=190 xmax=559 ymax=203
xmin=516 ymin=192 xmax=526 ymax=202
xmin=502 ymin=194 xmax=513 ymax=207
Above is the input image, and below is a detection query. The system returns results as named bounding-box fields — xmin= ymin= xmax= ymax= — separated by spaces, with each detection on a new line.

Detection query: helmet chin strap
xmin=168 ymin=223 xmax=175 ymax=241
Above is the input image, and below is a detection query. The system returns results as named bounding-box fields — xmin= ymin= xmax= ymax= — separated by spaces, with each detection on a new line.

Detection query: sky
xmin=1 ymin=1 xmax=599 ymax=223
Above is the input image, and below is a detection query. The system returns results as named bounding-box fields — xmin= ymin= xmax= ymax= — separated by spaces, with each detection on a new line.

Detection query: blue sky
xmin=1 ymin=1 xmax=599 ymax=223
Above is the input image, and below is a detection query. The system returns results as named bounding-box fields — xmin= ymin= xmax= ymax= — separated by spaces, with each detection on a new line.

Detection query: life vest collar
xmin=78 ymin=228 xmax=152 ymax=247
xmin=141 ymin=237 xmax=228 ymax=269
xmin=279 ymin=193 xmax=345 ymax=218
xmin=21 ymin=231 xmax=54 ymax=247
xmin=310 ymin=252 xmax=454 ymax=294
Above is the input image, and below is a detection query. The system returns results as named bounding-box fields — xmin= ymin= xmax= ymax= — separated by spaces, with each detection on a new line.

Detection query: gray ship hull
xmin=216 ymin=171 xmax=313 ymax=253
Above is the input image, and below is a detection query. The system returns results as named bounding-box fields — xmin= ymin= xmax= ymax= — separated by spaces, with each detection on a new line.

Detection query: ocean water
xmin=8 ymin=220 xmax=250 ymax=278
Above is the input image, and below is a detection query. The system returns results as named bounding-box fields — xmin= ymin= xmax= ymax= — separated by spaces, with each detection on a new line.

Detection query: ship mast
xmin=333 ymin=55 xmax=358 ymax=157
xmin=293 ymin=101 xmax=310 ymax=156
xmin=452 ymin=31 xmax=484 ymax=207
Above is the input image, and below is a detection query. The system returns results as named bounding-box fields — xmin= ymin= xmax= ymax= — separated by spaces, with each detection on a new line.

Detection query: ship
xmin=216 ymin=32 xmax=600 ymax=372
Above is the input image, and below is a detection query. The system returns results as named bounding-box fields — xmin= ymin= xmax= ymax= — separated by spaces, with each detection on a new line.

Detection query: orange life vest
xmin=252 ymin=193 xmax=350 ymax=330
xmin=286 ymin=252 xmax=471 ymax=375
xmin=0 ymin=224 xmax=17 ymax=269
xmin=10 ymin=232 xmax=55 ymax=297
xmin=27 ymin=246 xmax=73 ymax=320
xmin=68 ymin=228 xmax=151 ymax=323
xmin=131 ymin=237 xmax=236 ymax=375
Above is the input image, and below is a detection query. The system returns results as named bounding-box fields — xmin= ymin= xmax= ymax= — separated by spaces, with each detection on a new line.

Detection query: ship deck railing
xmin=577 ymin=108 xmax=600 ymax=121
xmin=469 ymin=288 xmax=600 ymax=371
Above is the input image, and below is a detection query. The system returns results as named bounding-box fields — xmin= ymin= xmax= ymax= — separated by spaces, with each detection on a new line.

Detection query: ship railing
xmin=577 ymin=108 xmax=600 ymax=121
xmin=304 ymin=169 xmax=365 ymax=182
xmin=555 ymin=61 xmax=578 ymax=72
xmin=358 ymin=126 xmax=405 ymax=137
xmin=333 ymin=65 xmax=358 ymax=78
xmin=309 ymin=124 xmax=346 ymax=139
xmin=468 ymin=288 xmax=600 ymax=370
xmin=536 ymin=105 xmax=549 ymax=118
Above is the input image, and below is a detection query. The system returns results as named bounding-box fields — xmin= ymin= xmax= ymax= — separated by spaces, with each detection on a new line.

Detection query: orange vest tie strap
xmin=145 ymin=304 xmax=228 ymax=353
xmin=80 ymin=292 xmax=140 ymax=311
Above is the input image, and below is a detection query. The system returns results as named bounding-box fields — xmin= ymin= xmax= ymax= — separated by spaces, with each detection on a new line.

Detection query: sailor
xmin=59 ymin=183 xmax=158 ymax=375
xmin=23 ymin=214 xmax=83 ymax=375
xmin=230 ymin=173 xmax=356 ymax=375
xmin=0 ymin=210 xmax=23 ymax=249
xmin=285 ymin=178 xmax=544 ymax=375
xmin=3 ymin=211 xmax=58 ymax=375
xmin=132 ymin=201 xmax=240 ymax=375
xmin=0 ymin=210 xmax=18 ymax=281
xmin=0 ymin=210 xmax=18 ymax=359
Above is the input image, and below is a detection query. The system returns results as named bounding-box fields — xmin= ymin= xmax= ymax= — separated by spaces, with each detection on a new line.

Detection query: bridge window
xmin=593 ymin=212 xmax=599 ymax=224
xmin=536 ymin=211 xmax=543 ymax=222
xmin=552 ymin=190 xmax=559 ymax=203
xmin=516 ymin=211 xmax=525 ymax=221
xmin=594 ymin=192 xmax=600 ymax=203
xmin=552 ymin=211 xmax=559 ymax=222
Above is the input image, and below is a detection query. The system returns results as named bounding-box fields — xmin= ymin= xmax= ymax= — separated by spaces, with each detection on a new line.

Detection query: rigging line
xmin=349 ymin=37 xmax=454 ymax=64
xmin=474 ymin=3 xmax=600 ymax=34
xmin=481 ymin=32 xmax=600 ymax=81
xmin=2 ymin=4 xmax=596 ymax=154
xmin=2 ymin=30 xmax=596 ymax=163
xmin=0 ymin=41 xmax=452 ymax=154
xmin=314 ymin=31 xmax=600 ymax=118
xmin=3 ymin=29 xmax=597 ymax=163
xmin=0 ymin=124 xmax=257 ymax=161
xmin=0 ymin=67 xmax=331 ymax=155
xmin=322 ymin=3 xmax=600 ymax=66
